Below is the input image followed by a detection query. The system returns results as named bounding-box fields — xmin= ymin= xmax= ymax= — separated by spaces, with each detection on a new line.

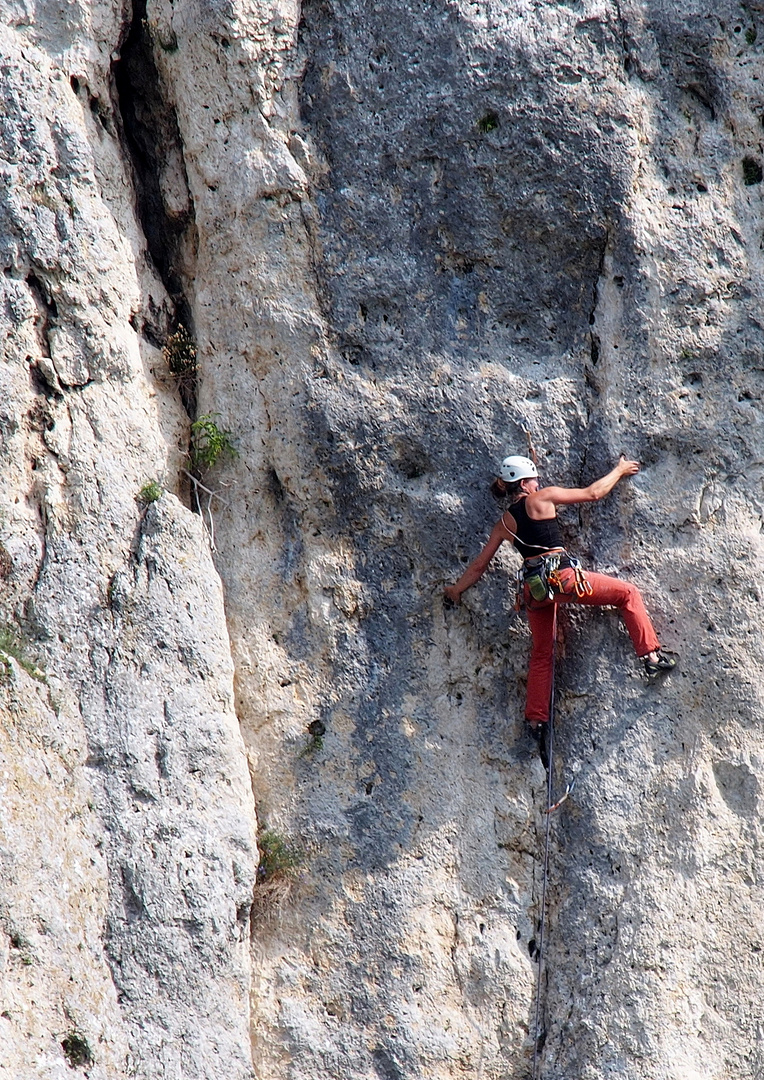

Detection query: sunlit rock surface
xmin=1 ymin=0 xmax=763 ymax=1077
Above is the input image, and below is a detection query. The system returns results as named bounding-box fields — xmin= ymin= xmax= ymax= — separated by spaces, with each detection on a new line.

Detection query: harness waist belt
xmin=524 ymin=549 xmax=574 ymax=571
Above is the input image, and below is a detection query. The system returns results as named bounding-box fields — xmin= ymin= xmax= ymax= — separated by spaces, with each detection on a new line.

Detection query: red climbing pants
xmin=524 ymin=568 xmax=661 ymax=724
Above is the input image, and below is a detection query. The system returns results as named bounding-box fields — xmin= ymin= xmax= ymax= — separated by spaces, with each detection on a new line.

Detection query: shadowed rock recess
xmin=1 ymin=0 xmax=764 ymax=1078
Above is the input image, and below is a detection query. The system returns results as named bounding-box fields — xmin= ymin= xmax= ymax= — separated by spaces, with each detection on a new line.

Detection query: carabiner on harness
xmin=515 ymin=567 xmax=525 ymax=610
xmin=573 ymin=566 xmax=593 ymax=598
xmin=547 ymin=569 xmax=564 ymax=593
xmin=562 ymin=554 xmax=592 ymax=598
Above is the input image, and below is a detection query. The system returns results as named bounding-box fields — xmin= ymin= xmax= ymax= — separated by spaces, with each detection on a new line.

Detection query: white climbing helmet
xmin=499 ymin=454 xmax=538 ymax=482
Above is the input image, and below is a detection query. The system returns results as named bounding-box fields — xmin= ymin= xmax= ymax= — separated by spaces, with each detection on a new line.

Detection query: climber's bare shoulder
xmin=525 ymin=485 xmax=597 ymax=518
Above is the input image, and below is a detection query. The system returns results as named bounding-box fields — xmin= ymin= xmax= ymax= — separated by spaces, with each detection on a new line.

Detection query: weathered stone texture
xmin=0 ymin=10 xmax=256 ymax=1079
xmin=2 ymin=0 xmax=764 ymax=1078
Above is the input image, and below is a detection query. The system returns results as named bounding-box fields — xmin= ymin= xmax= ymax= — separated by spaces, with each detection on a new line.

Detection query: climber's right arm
xmin=529 ymin=456 xmax=640 ymax=514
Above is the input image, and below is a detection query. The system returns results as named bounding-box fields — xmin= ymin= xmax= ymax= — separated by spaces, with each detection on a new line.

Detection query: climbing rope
xmin=531 ymin=604 xmax=557 ymax=1080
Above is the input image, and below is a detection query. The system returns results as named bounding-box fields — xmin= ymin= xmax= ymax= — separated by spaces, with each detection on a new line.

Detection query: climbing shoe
xmin=643 ymin=651 xmax=678 ymax=677
xmin=527 ymin=721 xmax=550 ymax=768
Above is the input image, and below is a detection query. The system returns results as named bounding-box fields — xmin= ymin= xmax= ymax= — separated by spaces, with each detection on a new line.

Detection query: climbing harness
xmin=524 ymin=553 xmax=562 ymax=602
xmin=531 ymin=605 xmax=575 ymax=1080
xmin=517 ymin=548 xmax=592 ymax=606
xmin=500 ymin=510 xmax=592 ymax=597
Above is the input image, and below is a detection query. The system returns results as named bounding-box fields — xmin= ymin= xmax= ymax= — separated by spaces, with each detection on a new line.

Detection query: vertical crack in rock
xmin=112 ymin=0 xmax=198 ymax=414
xmin=25 ymin=272 xmax=57 ymax=360
xmin=588 ymin=231 xmax=609 ymax=369
xmin=612 ymin=0 xmax=634 ymax=76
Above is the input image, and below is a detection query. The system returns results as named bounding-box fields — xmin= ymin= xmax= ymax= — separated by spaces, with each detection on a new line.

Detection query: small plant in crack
xmin=298 ymin=718 xmax=326 ymax=759
xmin=163 ymin=323 xmax=198 ymax=416
xmin=256 ymin=828 xmax=302 ymax=885
xmin=0 ymin=626 xmax=45 ymax=683
xmin=251 ymin=828 xmax=303 ymax=925
xmin=477 ymin=111 xmax=499 ymax=133
xmin=61 ymin=1031 xmax=93 ymax=1069
xmin=164 ymin=323 xmax=197 ymax=379
xmin=137 ymin=479 xmax=163 ymax=505
xmin=189 ymin=414 xmax=237 ymax=473
xmin=182 ymin=415 xmax=237 ymax=553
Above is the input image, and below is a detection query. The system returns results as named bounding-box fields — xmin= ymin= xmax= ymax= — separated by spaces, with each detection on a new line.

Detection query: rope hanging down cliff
xmin=531 ymin=603 xmax=556 ymax=1080
xmin=530 ymin=607 xmax=576 ymax=1080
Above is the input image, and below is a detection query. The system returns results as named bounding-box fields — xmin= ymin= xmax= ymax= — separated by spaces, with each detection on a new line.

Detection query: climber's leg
xmin=557 ymin=568 xmax=660 ymax=657
xmin=525 ymin=599 xmax=557 ymax=724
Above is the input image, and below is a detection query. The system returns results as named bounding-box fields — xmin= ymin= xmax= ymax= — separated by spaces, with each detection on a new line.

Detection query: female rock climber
xmin=444 ymin=454 xmax=676 ymax=730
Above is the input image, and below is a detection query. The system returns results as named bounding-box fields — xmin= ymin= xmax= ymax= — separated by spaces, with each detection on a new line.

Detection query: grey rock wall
xmin=1 ymin=0 xmax=764 ymax=1077
xmin=0 ymin=9 xmax=256 ymax=1078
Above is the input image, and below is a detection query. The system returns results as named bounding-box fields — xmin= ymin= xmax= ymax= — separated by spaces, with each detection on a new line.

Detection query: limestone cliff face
xmin=1 ymin=0 xmax=764 ymax=1078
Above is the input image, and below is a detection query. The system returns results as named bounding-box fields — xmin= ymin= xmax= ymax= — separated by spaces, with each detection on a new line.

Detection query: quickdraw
xmin=546 ymin=779 xmax=576 ymax=814
xmin=514 ymin=568 xmax=524 ymax=611
xmin=573 ymin=565 xmax=593 ymax=598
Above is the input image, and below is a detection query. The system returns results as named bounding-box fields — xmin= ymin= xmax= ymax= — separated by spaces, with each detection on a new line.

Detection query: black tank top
xmin=506 ymin=497 xmax=564 ymax=559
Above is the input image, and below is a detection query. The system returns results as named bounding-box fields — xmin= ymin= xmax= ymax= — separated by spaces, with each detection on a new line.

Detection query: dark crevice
xmin=129 ymin=311 xmax=161 ymax=349
xmin=588 ymin=233 xmax=608 ymax=366
xmin=119 ymin=865 xmax=145 ymax=922
xmin=112 ymin=0 xmax=198 ymax=416
xmin=28 ymin=359 xmax=63 ymax=401
xmin=685 ymin=83 xmax=716 ymax=121
xmin=26 ymin=272 xmax=57 ymax=359
xmin=612 ymin=0 xmax=634 ymax=76
xmin=71 ymin=74 xmax=116 ymax=135
xmin=112 ymin=0 xmax=195 ymax=319
xmin=743 ymin=156 xmax=763 ymax=186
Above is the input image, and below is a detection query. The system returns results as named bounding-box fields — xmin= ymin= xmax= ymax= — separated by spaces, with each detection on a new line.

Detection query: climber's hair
xmin=490 ymin=477 xmax=523 ymax=500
